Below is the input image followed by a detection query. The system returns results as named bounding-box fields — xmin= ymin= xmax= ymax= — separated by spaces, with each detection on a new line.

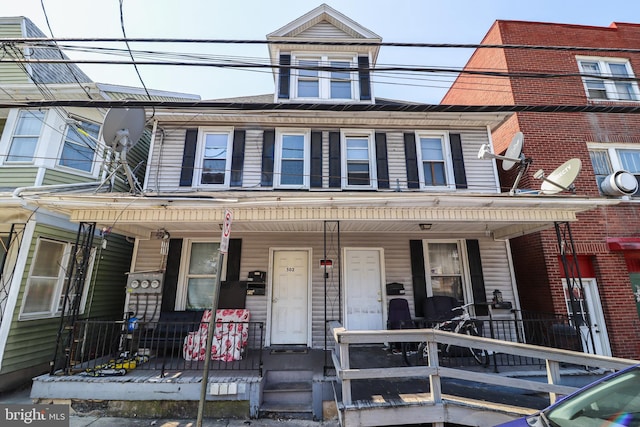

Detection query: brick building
xmin=444 ymin=20 xmax=640 ymax=359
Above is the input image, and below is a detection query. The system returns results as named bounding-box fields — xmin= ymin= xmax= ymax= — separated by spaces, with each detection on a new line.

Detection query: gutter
xmin=12 ymin=182 xmax=103 ymax=199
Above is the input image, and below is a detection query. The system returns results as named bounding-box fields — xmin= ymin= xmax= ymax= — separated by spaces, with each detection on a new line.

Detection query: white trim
xmin=174 ymin=238 xmax=226 ymax=311
xmin=576 ymin=55 xmax=640 ymax=102
xmin=274 ymin=128 xmax=311 ymax=189
xmin=0 ymin=220 xmax=36 ymax=371
xmin=415 ymin=130 xmax=456 ymax=191
xmin=265 ymin=247 xmax=313 ymax=347
xmin=193 ymin=127 xmax=234 ymax=189
xmin=290 ymin=53 xmax=360 ymax=102
xmin=341 ymin=129 xmax=377 ymax=189
xmin=422 ymin=239 xmax=470 ymax=303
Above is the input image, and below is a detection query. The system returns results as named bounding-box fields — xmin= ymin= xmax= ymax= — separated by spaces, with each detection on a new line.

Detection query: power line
xmin=1 ymin=99 xmax=640 ymax=113
xmin=5 ymin=37 xmax=640 ymax=54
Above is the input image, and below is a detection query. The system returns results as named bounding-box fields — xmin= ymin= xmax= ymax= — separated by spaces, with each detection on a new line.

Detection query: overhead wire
xmin=39 ymin=0 xmax=94 ymax=100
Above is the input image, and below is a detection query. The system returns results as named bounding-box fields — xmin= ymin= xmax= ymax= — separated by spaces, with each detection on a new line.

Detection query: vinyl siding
xmin=133 ymin=232 xmax=513 ymax=349
xmin=1 ymin=223 xmax=124 ymax=376
xmin=0 ymin=167 xmax=39 ymax=189
xmin=42 ymin=168 xmax=95 ymax=185
xmin=297 ymin=22 xmax=353 ymax=38
xmin=149 ymin=126 xmax=497 ymax=193
xmin=127 ymin=239 xmax=164 ymax=321
xmin=0 ymin=23 xmax=29 ymax=84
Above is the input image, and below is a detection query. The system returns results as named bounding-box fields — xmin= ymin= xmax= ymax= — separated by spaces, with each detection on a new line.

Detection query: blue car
xmin=496 ymin=364 xmax=640 ymax=426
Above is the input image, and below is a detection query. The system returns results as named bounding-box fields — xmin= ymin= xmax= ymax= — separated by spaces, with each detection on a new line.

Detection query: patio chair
xmin=422 ymin=296 xmax=462 ymax=327
xmin=387 ymin=298 xmax=416 ymax=352
xmin=182 ymin=309 xmax=250 ymax=361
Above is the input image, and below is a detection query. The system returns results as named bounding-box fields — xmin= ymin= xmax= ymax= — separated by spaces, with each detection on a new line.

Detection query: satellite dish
xmin=502 ymin=132 xmax=524 ymax=171
xmin=102 ymin=107 xmax=146 ymax=152
xmin=97 ymin=107 xmax=146 ymax=194
xmin=477 ymin=131 xmax=531 ymax=196
xmin=536 ymin=158 xmax=582 ymax=195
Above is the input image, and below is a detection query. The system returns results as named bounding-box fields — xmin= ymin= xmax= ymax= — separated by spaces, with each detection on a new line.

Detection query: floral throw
xmin=183 ymin=309 xmax=250 ymax=361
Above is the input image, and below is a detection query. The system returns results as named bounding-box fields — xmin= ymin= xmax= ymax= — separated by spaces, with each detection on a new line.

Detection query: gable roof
xmin=266 ymin=4 xmax=381 ymax=64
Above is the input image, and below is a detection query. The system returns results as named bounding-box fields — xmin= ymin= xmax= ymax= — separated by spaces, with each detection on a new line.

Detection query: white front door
xmin=563 ymin=278 xmax=612 ymax=356
xmin=344 ymin=249 xmax=384 ymax=330
xmin=270 ymin=250 xmax=310 ymax=345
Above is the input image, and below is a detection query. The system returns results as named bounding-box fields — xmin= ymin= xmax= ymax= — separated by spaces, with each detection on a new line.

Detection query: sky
xmin=3 ymin=0 xmax=640 ymax=103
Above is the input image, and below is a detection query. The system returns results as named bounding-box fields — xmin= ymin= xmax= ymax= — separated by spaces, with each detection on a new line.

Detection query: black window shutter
xmin=230 ymin=130 xmax=245 ymax=187
xmin=311 ymin=131 xmax=323 ymax=188
xmin=403 ymin=133 xmax=419 ymax=189
xmin=375 ymin=132 xmax=389 ymax=189
xmin=161 ymin=239 xmax=183 ymax=312
xmin=261 ymin=129 xmax=275 ymax=186
xmin=467 ymin=239 xmax=488 ymax=316
xmin=179 ymin=129 xmax=198 ymax=186
xmin=410 ymin=240 xmax=427 ymax=317
xmin=449 ymin=133 xmax=467 ymax=189
xmin=358 ymin=56 xmax=371 ymax=101
xmin=226 ymin=239 xmax=242 ymax=281
xmin=328 ymin=131 xmax=341 ymax=188
xmin=278 ymin=54 xmax=291 ymax=99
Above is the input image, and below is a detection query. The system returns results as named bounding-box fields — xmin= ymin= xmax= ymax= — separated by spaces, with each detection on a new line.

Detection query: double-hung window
xmin=342 ymin=130 xmax=376 ymax=189
xmin=176 ymin=240 xmax=226 ymax=310
xmin=197 ymin=129 xmax=233 ymax=187
xmin=7 ymin=110 xmax=46 ymax=163
xmin=59 ymin=121 xmax=100 ymax=172
xmin=589 ymin=145 xmax=640 ymax=197
xmin=20 ymin=238 xmax=94 ymax=319
xmin=416 ymin=132 xmax=454 ymax=189
xmin=424 ymin=240 xmax=466 ymax=303
xmin=578 ymin=57 xmax=640 ymax=101
xmin=293 ymin=55 xmax=356 ymax=101
xmin=275 ymin=130 xmax=309 ymax=188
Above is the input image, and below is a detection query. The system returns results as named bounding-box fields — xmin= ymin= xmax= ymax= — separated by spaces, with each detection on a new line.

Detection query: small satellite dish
xmin=98 ymin=107 xmax=146 ymax=193
xmin=477 ymin=131 xmax=531 ymax=195
xmin=502 ymin=132 xmax=524 ymax=171
xmin=102 ymin=107 xmax=146 ymax=152
xmin=536 ymin=158 xmax=582 ymax=195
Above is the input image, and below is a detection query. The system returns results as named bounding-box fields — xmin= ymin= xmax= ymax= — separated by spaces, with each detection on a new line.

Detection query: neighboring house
xmin=21 ymin=5 xmax=611 ymax=419
xmin=0 ymin=16 xmax=200 ymax=392
xmin=443 ymin=20 xmax=640 ymax=359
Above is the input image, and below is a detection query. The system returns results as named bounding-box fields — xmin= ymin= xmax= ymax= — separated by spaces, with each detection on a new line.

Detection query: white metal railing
xmin=329 ymin=321 xmax=638 ymax=411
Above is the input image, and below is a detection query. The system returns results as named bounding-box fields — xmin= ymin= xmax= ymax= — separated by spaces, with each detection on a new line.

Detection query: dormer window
xmin=292 ymin=55 xmax=357 ymax=101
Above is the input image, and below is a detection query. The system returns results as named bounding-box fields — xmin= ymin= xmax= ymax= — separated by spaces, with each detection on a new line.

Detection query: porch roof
xmin=8 ymin=191 xmax=617 ymax=240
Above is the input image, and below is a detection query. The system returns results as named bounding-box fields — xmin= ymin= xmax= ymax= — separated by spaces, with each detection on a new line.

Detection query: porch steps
xmin=260 ymin=369 xmax=313 ymax=419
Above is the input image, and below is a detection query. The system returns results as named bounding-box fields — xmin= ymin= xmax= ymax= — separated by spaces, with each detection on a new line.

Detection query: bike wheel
xmin=402 ymin=341 xmax=427 ymax=366
xmin=464 ymin=327 xmax=488 ymax=366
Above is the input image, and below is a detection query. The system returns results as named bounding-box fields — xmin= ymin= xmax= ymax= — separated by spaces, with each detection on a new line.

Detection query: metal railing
xmin=59 ymin=318 xmax=264 ymax=376
xmin=484 ymin=309 xmax=585 ymax=370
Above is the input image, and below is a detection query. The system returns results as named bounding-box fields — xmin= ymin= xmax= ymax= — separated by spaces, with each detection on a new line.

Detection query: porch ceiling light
xmin=419 ymin=223 xmax=432 ymax=231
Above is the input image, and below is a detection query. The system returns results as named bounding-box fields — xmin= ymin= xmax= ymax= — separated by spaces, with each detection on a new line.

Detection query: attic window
xmin=292 ymin=54 xmax=358 ymax=101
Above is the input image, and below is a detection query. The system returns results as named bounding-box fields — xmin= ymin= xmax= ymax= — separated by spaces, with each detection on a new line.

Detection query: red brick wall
xmin=446 ymin=20 xmax=640 ymax=359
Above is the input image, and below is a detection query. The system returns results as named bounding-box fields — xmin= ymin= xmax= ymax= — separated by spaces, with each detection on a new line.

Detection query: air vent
xmin=600 ymin=170 xmax=638 ymax=196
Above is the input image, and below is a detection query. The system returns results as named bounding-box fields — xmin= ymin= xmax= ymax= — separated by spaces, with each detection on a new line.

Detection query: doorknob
xmin=272 ymin=298 xmax=278 ymax=303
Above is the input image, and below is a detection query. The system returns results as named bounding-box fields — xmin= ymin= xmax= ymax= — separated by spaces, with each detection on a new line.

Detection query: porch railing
xmin=483 ymin=309 xmax=586 ymax=370
xmin=57 ymin=318 xmax=264 ymax=376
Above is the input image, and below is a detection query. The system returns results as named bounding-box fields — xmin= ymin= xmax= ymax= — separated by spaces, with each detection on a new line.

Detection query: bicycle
xmin=402 ymin=302 xmax=488 ymax=367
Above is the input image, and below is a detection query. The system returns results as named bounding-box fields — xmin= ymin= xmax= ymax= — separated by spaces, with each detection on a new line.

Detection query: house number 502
xmin=287 ymin=267 xmax=295 ymax=272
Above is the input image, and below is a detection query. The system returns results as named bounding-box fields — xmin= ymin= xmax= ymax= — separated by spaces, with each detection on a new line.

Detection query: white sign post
xmin=196 ymin=209 xmax=232 ymax=427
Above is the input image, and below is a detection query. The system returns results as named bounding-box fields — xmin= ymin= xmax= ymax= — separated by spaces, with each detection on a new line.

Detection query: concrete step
xmin=262 ymin=380 xmax=312 ymax=405
xmin=259 ymin=402 xmax=314 ymax=420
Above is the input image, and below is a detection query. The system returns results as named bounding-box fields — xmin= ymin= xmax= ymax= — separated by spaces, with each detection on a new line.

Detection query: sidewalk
xmin=1 ymin=384 xmax=340 ymax=427
xmin=70 ymin=416 xmax=339 ymax=426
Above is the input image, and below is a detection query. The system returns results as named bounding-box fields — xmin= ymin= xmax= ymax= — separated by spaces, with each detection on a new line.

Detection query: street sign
xmin=220 ymin=209 xmax=233 ymax=254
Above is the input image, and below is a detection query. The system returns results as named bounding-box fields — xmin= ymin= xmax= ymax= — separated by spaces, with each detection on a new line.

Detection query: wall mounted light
xmin=419 ymin=223 xmax=432 ymax=231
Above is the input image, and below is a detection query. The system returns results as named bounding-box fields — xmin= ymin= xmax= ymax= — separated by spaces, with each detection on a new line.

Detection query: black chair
xmin=387 ymin=298 xmax=416 ymax=352
xmin=422 ymin=296 xmax=462 ymax=327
